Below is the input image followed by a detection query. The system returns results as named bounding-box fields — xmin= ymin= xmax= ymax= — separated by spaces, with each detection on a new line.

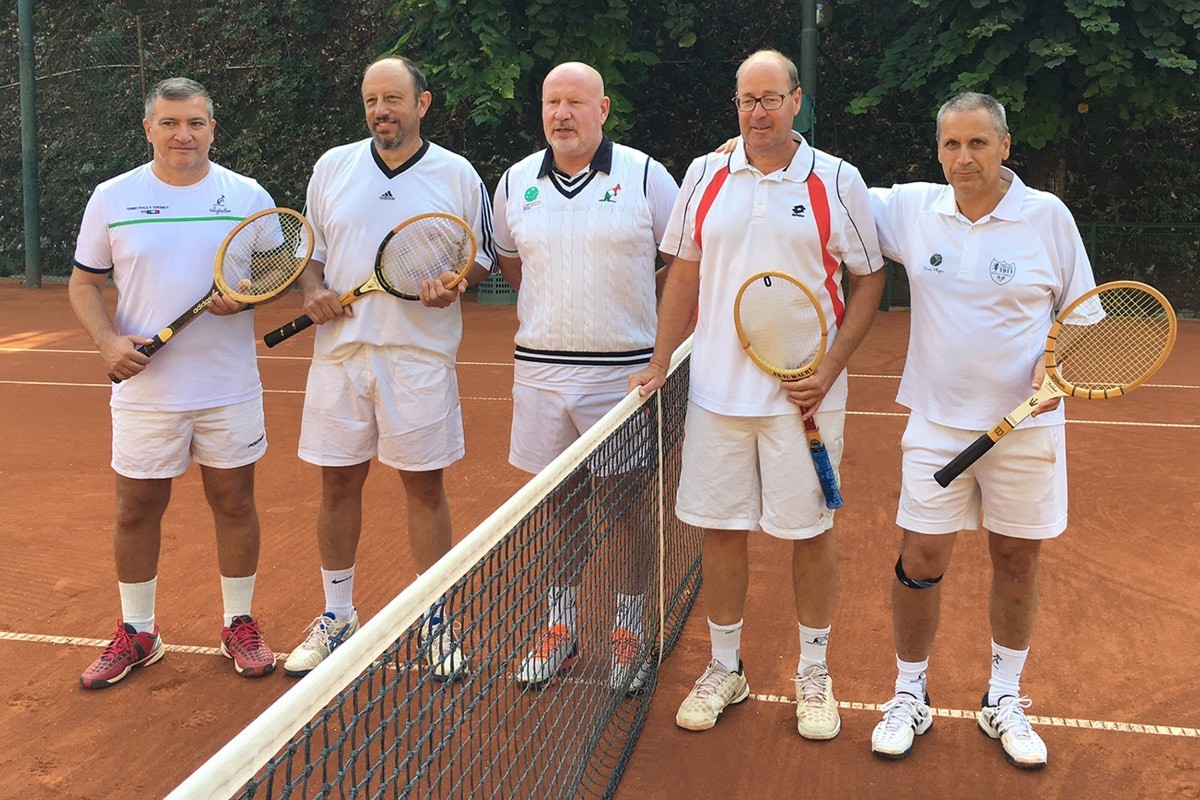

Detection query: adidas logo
xmin=379 ymin=190 xmax=395 ymax=200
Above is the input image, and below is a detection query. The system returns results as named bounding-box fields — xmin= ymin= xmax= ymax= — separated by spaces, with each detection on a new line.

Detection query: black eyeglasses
xmin=732 ymin=91 xmax=794 ymax=112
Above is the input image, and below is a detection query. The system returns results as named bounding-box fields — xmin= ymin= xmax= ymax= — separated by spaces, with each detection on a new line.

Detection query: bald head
xmin=541 ymin=62 xmax=610 ymax=172
xmin=361 ymin=55 xmax=430 ymax=154
xmin=736 ymin=50 xmax=799 ymax=93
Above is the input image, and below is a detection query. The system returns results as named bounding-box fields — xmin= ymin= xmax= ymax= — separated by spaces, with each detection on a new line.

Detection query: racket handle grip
xmin=934 ymin=434 xmax=996 ymax=487
xmin=263 ymin=314 xmax=315 ymax=348
xmin=107 ymin=342 xmax=157 ymax=384
xmin=810 ymin=444 xmax=844 ymax=510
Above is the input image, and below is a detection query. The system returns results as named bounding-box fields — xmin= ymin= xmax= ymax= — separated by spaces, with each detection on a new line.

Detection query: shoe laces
xmin=612 ymin=630 xmax=641 ymax=666
xmin=879 ymin=693 xmax=927 ymax=732
xmin=691 ymin=661 xmax=734 ymax=700
xmin=228 ymin=617 xmax=265 ymax=653
xmin=990 ymin=696 xmax=1035 ymax=739
xmin=301 ymin=615 xmax=335 ymax=649
xmin=793 ymin=664 xmax=830 ymax=707
xmin=98 ymin=623 xmax=134 ymax=664
xmin=534 ymin=626 xmax=572 ymax=659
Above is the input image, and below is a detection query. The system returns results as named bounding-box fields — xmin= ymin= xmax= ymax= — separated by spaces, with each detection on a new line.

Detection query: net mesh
xmin=220 ymin=211 xmax=311 ymax=300
xmin=169 ymin=341 xmax=700 ymax=800
xmin=380 ymin=215 xmax=474 ymax=296
xmin=1054 ymin=285 xmax=1174 ymax=392
xmin=736 ymin=273 xmax=825 ymax=376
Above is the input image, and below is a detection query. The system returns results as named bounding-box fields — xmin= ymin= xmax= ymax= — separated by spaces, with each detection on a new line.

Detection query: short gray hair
xmin=736 ymin=49 xmax=800 ymax=93
xmin=936 ymin=92 xmax=1008 ymax=139
xmin=144 ymin=77 xmax=213 ymax=120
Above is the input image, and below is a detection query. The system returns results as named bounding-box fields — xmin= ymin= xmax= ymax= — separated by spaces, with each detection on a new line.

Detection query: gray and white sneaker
xmin=979 ymin=694 xmax=1047 ymax=769
xmin=871 ymin=691 xmax=933 ymax=759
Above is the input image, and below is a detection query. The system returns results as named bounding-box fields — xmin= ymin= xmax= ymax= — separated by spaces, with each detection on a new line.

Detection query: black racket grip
xmin=107 ymin=341 xmax=160 ymax=384
xmin=934 ymin=433 xmax=996 ymax=487
xmin=263 ymin=314 xmax=316 ymax=348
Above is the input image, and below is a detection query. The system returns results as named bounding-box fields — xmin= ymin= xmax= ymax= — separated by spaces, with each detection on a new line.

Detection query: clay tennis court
xmin=1 ymin=282 xmax=1197 ymax=799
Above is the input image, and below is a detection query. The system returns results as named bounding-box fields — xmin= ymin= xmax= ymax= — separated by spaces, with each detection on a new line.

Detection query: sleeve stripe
xmin=834 ymin=160 xmax=881 ymax=274
xmin=72 ymin=258 xmax=112 ymax=275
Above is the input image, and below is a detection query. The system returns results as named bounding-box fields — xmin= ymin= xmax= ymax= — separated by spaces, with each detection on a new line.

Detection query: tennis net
xmin=168 ymin=339 xmax=700 ymax=800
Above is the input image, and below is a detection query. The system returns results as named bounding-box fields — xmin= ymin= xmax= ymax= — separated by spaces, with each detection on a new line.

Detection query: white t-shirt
xmin=869 ymin=167 xmax=1097 ymax=430
xmin=493 ymin=138 xmax=678 ymax=390
xmin=663 ymin=134 xmax=883 ymax=416
xmin=73 ymin=162 xmax=274 ymax=412
xmin=304 ymin=139 xmax=495 ymax=364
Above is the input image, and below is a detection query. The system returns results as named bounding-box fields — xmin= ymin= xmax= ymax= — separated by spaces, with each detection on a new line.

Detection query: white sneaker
xmin=420 ymin=616 xmax=467 ymax=682
xmin=675 ymin=660 xmax=749 ymax=731
xmin=793 ymin=664 xmax=841 ymax=740
xmin=979 ymin=694 xmax=1048 ymax=769
xmin=283 ymin=612 xmax=360 ymax=678
xmin=610 ymin=628 xmax=653 ymax=695
xmin=871 ymin=691 xmax=933 ymax=759
xmin=515 ymin=624 xmax=578 ymax=689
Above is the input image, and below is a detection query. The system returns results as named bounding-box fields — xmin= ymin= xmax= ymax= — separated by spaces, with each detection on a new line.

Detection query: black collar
xmin=372 ymin=138 xmax=430 ymax=179
xmin=536 ymin=135 xmax=614 ymax=179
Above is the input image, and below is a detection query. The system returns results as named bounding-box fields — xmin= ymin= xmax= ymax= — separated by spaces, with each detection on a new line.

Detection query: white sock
xmin=615 ymin=593 xmax=645 ymax=637
xmin=119 ymin=578 xmax=157 ymax=632
xmin=220 ymin=574 xmax=256 ymax=626
xmin=895 ymin=656 xmax=929 ymax=700
xmin=797 ymin=623 xmax=831 ymax=672
xmin=547 ymin=585 xmax=579 ymax=633
xmin=988 ymin=640 xmax=1029 ymax=705
xmin=322 ymin=566 xmax=355 ymax=620
xmin=708 ymin=618 xmax=743 ymax=672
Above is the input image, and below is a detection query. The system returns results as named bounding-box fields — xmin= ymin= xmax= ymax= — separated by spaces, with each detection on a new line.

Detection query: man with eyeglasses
xmin=629 ymin=50 xmax=884 ymax=738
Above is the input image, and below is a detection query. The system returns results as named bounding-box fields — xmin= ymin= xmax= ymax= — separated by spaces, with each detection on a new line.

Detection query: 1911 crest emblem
xmin=989 ymin=258 xmax=1015 ymax=285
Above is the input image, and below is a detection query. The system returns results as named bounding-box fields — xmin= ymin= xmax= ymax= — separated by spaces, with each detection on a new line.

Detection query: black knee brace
xmin=895 ymin=555 xmax=943 ymax=589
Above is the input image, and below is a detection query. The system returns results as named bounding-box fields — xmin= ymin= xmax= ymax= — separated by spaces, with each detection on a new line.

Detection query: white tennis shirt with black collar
xmin=492 ymin=136 xmax=679 ymax=391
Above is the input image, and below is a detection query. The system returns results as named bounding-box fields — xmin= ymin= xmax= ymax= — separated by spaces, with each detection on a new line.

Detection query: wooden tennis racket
xmin=262 ymin=211 xmax=477 ymax=348
xmin=734 ymin=271 xmax=844 ymax=509
xmin=109 ymin=207 xmax=313 ymax=383
xmin=934 ymin=280 xmax=1177 ymax=487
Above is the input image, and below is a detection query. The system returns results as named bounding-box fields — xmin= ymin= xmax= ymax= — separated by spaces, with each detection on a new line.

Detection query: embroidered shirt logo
xmin=379 ymin=190 xmax=395 ymax=201
xmin=930 ymin=253 xmax=943 ymax=266
xmin=599 ymin=184 xmax=622 ymax=203
xmin=791 ymin=204 xmax=807 ymax=217
xmin=127 ymin=205 xmax=168 ymax=215
xmin=989 ymin=258 xmax=1016 ymax=285
xmin=209 ymin=194 xmax=230 ymax=214
xmin=524 ymin=187 xmax=539 ymax=202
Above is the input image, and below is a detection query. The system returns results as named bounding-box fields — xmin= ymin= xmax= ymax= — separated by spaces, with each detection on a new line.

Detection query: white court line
xmin=3 ymin=348 xmax=1197 ymax=390
xmin=2 ymin=630 xmax=1193 ymax=739
xmin=750 ymin=693 xmax=1199 ymax=738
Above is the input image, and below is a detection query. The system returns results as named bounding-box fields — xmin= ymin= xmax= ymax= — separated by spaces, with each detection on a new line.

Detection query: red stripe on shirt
xmin=694 ymin=166 xmax=730 ymax=250
xmin=805 ymin=171 xmax=845 ymax=327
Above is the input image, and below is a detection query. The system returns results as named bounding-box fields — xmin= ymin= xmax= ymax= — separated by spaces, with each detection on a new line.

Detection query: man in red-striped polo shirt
xmin=629 ymin=49 xmax=884 ymax=739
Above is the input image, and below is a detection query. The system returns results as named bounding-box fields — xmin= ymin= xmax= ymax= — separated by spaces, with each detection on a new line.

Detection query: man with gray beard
xmin=283 ymin=56 xmax=495 ymax=682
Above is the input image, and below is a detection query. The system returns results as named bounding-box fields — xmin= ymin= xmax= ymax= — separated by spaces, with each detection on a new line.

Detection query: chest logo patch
xmin=599 ymin=184 xmax=621 ymax=203
xmin=791 ymin=204 xmax=807 ymax=217
xmin=524 ymin=186 xmax=539 ymax=202
xmin=989 ymin=258 xmax=1016 ymax=285
xmin=209 ymin=195 xmax=230 ymax=214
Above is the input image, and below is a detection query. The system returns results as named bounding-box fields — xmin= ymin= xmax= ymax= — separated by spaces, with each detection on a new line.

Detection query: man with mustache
xmin=282 ymin=56 xmax=494 ymax=682
xmin=491 ymin=62 xmax=679 ymax=694
xmin=866 ymin=92 xmax=1096 ymax=769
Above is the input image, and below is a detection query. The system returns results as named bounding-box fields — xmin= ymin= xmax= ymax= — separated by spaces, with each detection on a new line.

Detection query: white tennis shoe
xmin=979 ymin=694 xmax=1048 ymax=769
xmin=871 ymin=691 xmax=933 ymax=759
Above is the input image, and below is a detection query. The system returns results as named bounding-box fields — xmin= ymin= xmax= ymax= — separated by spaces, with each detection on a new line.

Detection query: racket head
xmin=1045 ymin=280 xmax=1177 ymax=399
xmin=214 ymin=208 xmax=314 ymax=303
xmin=733 ymin=270 xmax=829 ymax=380
xmin=374 ymin=212 xmax=477 ymax=301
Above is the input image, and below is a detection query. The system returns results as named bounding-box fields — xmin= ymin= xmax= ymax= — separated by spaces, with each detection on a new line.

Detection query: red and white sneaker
xmin=80 ymin=621 xmax=164 ymax=689
xmin=221 ymin=615 xmax=276 ymax=677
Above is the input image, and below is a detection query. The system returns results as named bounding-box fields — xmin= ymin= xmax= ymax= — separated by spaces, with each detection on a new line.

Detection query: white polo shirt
xmin=493 ymin=137 xmax=678 ymax=389
xmin=305 ymin=138 xmax=495 ymax=364
xmin=73 ymin=162 xmax=274 ymax=412
xmin=663 ymin=134 xmax=883 ymax=416
xmin=870 ymin=167 xmax=1097 ymax=430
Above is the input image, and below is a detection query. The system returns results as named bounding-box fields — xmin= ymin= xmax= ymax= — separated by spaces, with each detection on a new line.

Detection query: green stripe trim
xmin=108 ymin=215 xmax=245 ymax=228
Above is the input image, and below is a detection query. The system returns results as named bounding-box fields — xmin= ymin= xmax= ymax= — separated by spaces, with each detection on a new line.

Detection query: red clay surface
xmin=1 ymin=283 xmax=1197 ymax=799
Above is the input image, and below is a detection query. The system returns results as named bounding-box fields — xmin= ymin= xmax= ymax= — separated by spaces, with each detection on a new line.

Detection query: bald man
xmin=492 ymin=62 xmax=679 ymax=695
xmin=283 ymin=56 xmax=494 ymax=682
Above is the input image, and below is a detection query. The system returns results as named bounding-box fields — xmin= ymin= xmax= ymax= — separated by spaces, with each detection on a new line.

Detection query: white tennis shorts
xmin=897 ymin=412 xmax=1067 ymax=539
xmin=299 ymin=345 xmax=465 ymax=471
xmin=509 ymin=382 xmax=643 ymax=475
xmin=111 ymin=397 xmax=266 ymax=479
xmin=675 ymin=402 xmax=844 ymax=540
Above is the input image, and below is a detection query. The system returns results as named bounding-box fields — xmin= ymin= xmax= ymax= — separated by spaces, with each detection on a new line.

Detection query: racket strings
xmin=1054 ymin=287 xmax=1173 ymax=390
xmin=380 ymin=217 xmax=472 ymax=295
xmin=737 ymin=277 xmax=825 ymax=374
xmin=221 ymin=212 xmax=311 ymax=299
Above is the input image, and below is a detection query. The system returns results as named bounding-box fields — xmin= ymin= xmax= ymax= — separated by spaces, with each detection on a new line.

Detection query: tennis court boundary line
xmin=3 ymin=630 xmax=1195 ymax=740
